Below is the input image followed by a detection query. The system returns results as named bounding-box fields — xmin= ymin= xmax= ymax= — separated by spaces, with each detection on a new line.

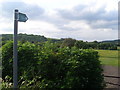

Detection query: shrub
xmin=2 ymin=41 xmax=105 ymax=89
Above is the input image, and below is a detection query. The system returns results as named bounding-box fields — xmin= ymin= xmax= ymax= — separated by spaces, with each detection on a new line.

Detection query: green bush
xmin=2 ymin=41 xmax=39 ymax=88
xmin=2 ymin=41 xmax=105 ymax=89
xmin=2 ymin=41 xmax=13 ymax=79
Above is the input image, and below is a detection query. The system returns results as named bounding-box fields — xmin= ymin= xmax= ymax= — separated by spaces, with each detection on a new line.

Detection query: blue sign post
xmin=13 ymin=9 xmax=28 ymax=89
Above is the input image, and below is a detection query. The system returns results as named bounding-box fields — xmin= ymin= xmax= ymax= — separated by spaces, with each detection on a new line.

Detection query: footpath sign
xmin=13 ymin=9 xmax=28 ymax=88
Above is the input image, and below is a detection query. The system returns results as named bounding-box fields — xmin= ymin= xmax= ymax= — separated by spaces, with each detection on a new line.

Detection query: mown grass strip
xmin=95 ymin=50 xmax=119 ymax=66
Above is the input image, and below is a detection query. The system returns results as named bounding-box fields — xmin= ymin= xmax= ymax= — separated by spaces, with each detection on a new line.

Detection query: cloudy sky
xmin=0 ymin=0 xmax=119 ymax=41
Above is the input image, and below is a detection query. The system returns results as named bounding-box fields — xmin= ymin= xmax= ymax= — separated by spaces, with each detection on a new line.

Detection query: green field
xmin=96 ymin=50 xmax=119 ymax=66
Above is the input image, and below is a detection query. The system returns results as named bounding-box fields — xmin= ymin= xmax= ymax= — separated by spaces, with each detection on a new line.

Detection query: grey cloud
xmin=57 ymin=5 xmax=117 ymax=21
xmin=1 ymin=2 xmax=45 ymax=20
xmin=1 ymin=2 xmax=117 ymax=32
xmin=89 ymin=20 xmax=117 ymax=30
xmin=38 ymin=12 xmax=73 ymax=30
xmin=56 ymin=4 xmax=117 ymax=30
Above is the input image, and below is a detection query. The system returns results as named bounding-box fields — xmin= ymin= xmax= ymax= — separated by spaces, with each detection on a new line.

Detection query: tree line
xmin=1 ymin=34 xmax=119 ymax=50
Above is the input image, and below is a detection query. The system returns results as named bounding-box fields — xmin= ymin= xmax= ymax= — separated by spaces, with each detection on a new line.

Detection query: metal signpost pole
xmin=13 ymin=9 xmax=18 ymax=89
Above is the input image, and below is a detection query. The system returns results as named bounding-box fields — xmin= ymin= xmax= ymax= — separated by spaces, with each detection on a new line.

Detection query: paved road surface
xmin=102 ymin=65 xmax=120 ymax=88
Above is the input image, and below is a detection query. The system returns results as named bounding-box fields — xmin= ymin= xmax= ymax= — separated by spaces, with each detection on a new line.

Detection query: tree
xmin=61 ymin=38 xmax=76 ymax=48
xmin=75 ymin=40 xmax=89 ymax=49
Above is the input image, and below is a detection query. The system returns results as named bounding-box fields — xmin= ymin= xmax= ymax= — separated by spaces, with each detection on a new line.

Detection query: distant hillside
xmin=1 ymin=34 xmax=62 ymax=43
xmin=1 ymin=34 xmax=118 ymax=50
xmin=101 ymin=39 xmax=119 ymax=44
xmin=2 ymin=34 xmax=46 ymax=42
xmin=1 ymin=34 xmax=119 ymax=45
